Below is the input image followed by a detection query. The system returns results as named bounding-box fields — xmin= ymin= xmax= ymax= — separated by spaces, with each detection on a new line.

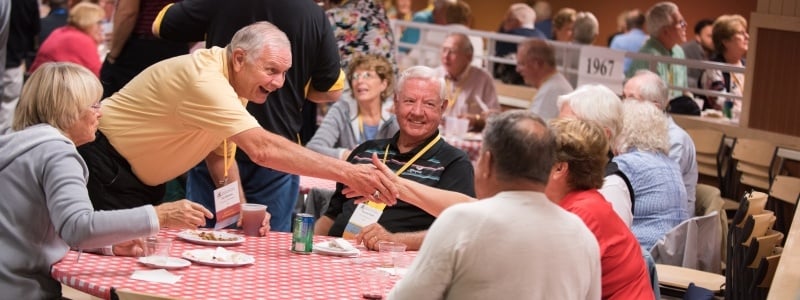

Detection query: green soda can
xmin=291 ymin=213 xmax=315 ymax=254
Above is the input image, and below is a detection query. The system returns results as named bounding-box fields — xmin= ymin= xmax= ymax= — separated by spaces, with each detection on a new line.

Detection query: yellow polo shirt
xmin=99 ymin=47 xmax=260 ymax=186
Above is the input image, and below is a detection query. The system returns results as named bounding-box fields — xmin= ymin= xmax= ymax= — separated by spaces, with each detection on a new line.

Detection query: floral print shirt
xmin=326 ymin=0 xmax=396 ymax=70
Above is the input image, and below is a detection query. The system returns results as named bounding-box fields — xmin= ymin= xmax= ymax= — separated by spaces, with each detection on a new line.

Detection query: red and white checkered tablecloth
xmin=52 ymin=230 xmax=410 ymax=299
xmin=445 ymin=138 xmax=482 ymax=162
xmin=299 ymin=176 xmax=337 ymax=194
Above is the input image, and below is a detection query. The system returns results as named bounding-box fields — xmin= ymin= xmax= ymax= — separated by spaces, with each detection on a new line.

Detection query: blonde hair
xmin=552 ymin=8 xmax=576 ymax=35
xmin=550 ymin=118 xmax=609 ymax=190
xmin=615 ymin=100 xmax=670 ymax=155
xmin=68 ymin=2 xmax=105 ymax=32
xmin=13 ymin=62 xmax=102 ymax=131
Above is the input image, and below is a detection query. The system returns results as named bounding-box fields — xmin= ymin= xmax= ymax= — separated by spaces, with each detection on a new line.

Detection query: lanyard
xmin=220 ymin=139 xmax=230 ymax=185
xmin=367 ymin=134 xmax=442 ymax=210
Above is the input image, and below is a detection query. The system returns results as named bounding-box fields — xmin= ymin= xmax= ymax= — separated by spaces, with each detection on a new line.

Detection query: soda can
xmin=291 ymin=213 xmax=315 ymax=254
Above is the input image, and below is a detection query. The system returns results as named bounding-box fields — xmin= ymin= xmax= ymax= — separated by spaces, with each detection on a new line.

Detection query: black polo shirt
xmin=326 ymin=132 xmax=476 ymax=236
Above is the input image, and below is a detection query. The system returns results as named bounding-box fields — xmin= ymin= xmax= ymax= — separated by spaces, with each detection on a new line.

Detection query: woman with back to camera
xmin=0 ymin=62 xmax=211 ymax=299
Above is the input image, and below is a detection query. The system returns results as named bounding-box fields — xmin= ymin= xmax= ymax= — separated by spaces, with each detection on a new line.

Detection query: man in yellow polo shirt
xmin=77 ymin=22 xmax=398 ymax=227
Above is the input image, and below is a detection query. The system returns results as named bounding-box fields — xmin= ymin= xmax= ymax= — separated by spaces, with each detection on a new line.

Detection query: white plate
xmin=313 ymin=242 xmax=361 ymax=257
xmin=137 ymin=256 xmax=191 ymax=269
xmin=182 ymin=249 xmax=255 ymax=267
xmin=176 ymin=230 xmax=245 ymax=246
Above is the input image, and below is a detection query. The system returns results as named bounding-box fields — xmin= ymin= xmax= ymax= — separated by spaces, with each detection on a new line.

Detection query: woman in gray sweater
xmin=307 ymin=54 xmax=399 ymax=159
xmin=0 ymin=62 xmax=211 ymax=299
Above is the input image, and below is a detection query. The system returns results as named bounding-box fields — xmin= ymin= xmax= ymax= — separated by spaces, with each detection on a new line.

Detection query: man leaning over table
xmin=314 ymin=66 xmax=475 ymax=251
xmin=386 ymin=110 xmax=601 ymax=299
xmin=77 ymin=22 xmax=398 ymax=234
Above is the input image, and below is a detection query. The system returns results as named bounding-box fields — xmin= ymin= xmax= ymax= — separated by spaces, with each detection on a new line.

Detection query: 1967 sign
xmin=577 ymin=46 xmax=625 ymax=94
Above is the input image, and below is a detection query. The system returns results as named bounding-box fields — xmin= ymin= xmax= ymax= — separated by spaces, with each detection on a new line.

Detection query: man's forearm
xmin=232 ymin=128 xmax=350 ymax=183
xmin=396 ymin=178 xmax=475 ymax=217
xmin=393 ymin=230 xmax=426 ymax=250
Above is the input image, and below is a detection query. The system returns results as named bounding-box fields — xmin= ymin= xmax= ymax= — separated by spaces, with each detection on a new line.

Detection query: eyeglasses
xmin=441 ymin=47 xmax=463 ymax=55
xmin=675 ymin=20 xmax=687 ymax=29
xmin=89 ymin=101 xmax=102 ymax=112
xmin=351 ymin=71 xmax=378 ymax=81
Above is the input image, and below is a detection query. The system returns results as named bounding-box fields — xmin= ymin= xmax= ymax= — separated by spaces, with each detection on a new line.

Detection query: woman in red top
xmin=30 ymin=2 xmax=105 ymax=76
xmin=546 ymin=117 xmax=656 ymax=299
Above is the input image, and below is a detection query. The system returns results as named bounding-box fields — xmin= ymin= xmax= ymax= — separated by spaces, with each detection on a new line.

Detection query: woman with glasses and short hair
xmin=307 ymin=54 xmax=399 ymax=160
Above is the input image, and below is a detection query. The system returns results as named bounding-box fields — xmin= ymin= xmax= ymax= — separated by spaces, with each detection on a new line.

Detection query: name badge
xmin=213 ymin=181 xmax=241 ymax=230
xmin=342 ymin=202 xmax=384 ymax=239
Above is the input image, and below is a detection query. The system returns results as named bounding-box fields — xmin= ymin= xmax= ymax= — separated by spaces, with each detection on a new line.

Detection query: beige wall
xmin=460 ymin=0 xmax=757 ymax=45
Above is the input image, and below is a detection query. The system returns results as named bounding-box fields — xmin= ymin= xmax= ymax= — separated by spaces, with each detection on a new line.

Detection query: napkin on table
xmin=130 ymin=269 xmax=182 ymax=284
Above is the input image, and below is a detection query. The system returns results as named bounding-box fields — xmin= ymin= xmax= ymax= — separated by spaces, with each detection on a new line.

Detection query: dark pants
xmin=77 ymin=131 xmax=165 ymax=210
xmin=186 ymin=152 xmax=299 ymax=232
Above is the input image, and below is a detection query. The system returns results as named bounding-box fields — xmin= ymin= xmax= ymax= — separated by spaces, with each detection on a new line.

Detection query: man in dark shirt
xmin=2 ymin=0 xmax=39 ymax=132
xmin=154 ymin=0 xmax=344 ymax=232
xmin=315 ymin=66 xmax=475 ymax=251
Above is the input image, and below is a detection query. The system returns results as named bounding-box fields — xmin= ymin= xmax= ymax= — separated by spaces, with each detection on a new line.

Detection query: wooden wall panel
xmin=748 ymin=28 xmax=800 ymax=137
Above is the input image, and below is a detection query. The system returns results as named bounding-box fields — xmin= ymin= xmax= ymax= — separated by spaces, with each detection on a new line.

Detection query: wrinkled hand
xmin=356 ymin=223 xmax=395 ymax=251
xmin=112 ymin=239 xmax=145 ymax=257
xmin=343 ymin=153 xmax=401 ymax=204
xmin=236 ymin=208 xmax=272 ymax=236
xmin=341 ymin=155 xmax=398 ymax=205
xmin=155 ymin=199 xmax=214 ymax=229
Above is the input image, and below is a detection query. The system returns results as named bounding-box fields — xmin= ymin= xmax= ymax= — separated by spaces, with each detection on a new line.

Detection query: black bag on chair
xmin=667 ymin=96 xmax=701 ymax=116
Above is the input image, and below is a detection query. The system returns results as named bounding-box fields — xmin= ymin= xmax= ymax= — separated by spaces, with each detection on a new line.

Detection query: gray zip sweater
xmin=0 ymin=124 xmax=158 ymax=299
xmin=307 ymin=96 xmax=399 ymax=159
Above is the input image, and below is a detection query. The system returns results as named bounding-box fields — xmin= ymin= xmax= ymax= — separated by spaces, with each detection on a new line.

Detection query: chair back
xmin=650 ymin=211 xmax=722 ymax=274
xmin=769 ymin=175 xmax=800 ymax=205
xmin=687 ymin=128 xmax=725 ymax=178
xmin=732 ymin=138 xmax=776 ymax=190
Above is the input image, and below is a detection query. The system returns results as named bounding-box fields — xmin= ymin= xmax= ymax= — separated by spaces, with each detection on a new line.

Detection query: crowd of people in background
xmin=0 ymin=0 xmax=753 ymax=298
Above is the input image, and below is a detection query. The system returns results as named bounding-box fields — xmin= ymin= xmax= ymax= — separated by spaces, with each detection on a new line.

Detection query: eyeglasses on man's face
xmin=89 ymin=101 xmax=102 ymax=112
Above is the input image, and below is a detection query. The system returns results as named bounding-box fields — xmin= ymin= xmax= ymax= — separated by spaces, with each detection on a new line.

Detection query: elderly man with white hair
xmin=438 ymin=33 xmax=499 ymax=130
xmin=557 ymin=84 xmax=633 ymax=226
xmin=624 ymin=69 xmax=698 ymax=216
xmin=627 ymin=1 xmax=688 ymax=99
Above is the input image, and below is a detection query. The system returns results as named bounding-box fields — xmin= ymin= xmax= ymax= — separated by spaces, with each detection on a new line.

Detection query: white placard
xmin=213 ymin=181 xmax=241 ymax=230
xmin=576 ymin=46 xmax=626 ymax=94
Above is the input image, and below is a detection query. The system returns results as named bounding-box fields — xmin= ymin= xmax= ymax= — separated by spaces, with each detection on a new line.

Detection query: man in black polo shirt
xmin=153 ymin=0 xmax=344 ymax=232
xmin=315 ymin=66 xmax=475 ymax=251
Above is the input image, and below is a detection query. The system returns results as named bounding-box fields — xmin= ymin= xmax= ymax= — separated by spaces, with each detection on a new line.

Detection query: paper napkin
xmin=131 ymin=269 xmax=182 ymax=284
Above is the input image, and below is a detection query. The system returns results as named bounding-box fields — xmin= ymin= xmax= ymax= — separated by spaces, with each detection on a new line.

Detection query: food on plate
xmin=196 ymin=231 xmax=239 ymax=241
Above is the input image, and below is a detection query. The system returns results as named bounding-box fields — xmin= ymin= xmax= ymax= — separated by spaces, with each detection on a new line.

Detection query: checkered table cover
xmin=299 ymin=176 xmax=337 ymax=194
xmin=52 ymin=231 xmax=409 ymax=299
xmin=445 ymin=138 xmax=481 ymax=162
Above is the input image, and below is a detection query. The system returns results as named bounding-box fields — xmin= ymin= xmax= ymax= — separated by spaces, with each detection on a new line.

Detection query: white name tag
xmin=342 ymin=203 xmax=383 ymax=239
xmin=577 ymin=45 xmax=625 ymax=94
xmin=213 ymin=181 xmax=241 ymax=230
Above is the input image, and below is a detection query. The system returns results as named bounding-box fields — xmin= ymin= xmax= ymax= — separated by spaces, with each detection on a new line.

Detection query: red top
xmin=560 ymin=189 xmax=655 ymax=300
xmin=30 ymin=26 xmax=101 ymax=76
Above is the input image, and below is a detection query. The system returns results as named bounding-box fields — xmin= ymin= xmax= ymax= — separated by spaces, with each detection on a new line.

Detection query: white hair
xmin=395 ymin=66 xmax=447 ymax=102
xmin=646 ymin=1 xmax=679 ymax=36
xmin=557 ymin=84 xmax=622 ymax=140
xmin=628 ymin=70 xmax=669 ymax=110
xmin=615 ymin=100 xmax=670 ymax=155
xmin=509 ymin=3 xmax=536 ymax=27
xmin=227 ymin=21 xmax=291 ymax=63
